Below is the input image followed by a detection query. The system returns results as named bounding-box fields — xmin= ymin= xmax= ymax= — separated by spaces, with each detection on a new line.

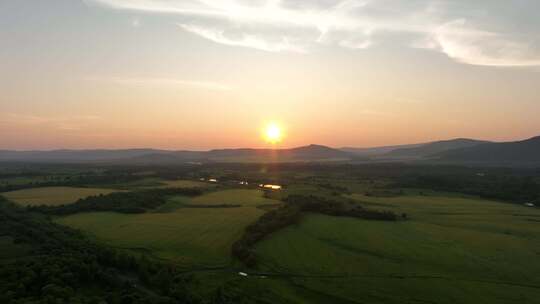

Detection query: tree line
xmin=0 ymin=173 xmax=144 ymax=193
xmin=393 ymin=173 xmax=540 ymax=204
xmin=27 ymin=188 xmax=203 ymax=215
xmin=232 ymin=194 xmax=399 ymax=267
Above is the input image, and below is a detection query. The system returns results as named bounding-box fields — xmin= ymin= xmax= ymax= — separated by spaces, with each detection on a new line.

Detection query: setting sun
xmin=264 ymin=123 xmax=283 ymax=144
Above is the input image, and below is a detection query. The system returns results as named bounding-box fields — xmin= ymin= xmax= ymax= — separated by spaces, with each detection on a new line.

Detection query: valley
xmin=2 ymin=162 xmax=539 ymax=303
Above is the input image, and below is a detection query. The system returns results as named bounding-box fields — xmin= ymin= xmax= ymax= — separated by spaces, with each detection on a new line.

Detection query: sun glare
xmin=264 ymin=122 xmax=283 ymax=144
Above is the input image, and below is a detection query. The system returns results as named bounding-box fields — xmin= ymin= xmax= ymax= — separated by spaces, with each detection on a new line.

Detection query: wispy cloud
xmin=84 ymin=0 xmax=420 ymax=52
xmin=84 ymin=0 xmax=540 ymax=67
xmin=427 ymin=19 xmax=540 ymax=67
xmin=178 ymin=23 xmax=307 ymax=53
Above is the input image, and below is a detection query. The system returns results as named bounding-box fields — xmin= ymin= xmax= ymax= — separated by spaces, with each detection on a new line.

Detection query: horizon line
xmin=2 ymin=134 xmax=539 ymax=152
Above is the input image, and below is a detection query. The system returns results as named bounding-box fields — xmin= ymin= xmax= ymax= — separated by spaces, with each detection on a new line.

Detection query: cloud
xmin=84 ymin=0 xmax=395 ymax=52
xmin=104 ymin=77 xmax=233 ymax=91
xmin=178 ymin=23 xmax=307 ymax=53
xmin=427 ymin=19 xmax=540 ymax=67
xmin=84 ymin=0 xmax=540 ymax=67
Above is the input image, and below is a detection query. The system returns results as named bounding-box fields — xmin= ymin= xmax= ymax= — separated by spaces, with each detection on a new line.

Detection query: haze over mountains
xmin=383 ymin=138 xmax=490 ymax=159
xmin=437 ymin=136 xmax=540 ymax=162
xmin=1 ymin=136 xmax=539 ymax=165
xmin=0 ymin=145 xmax=352 ymax=164
xmin=340 ymin=144 xmax=424 ymax=157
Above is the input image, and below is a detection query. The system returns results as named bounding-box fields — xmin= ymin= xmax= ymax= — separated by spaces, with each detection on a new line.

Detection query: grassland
xmin=98 ymin=177 xmax=165 ymax=190
xmin=189 ymin=189 xmax=280 ymax=207
xmin=56 ymin=189 xmax=280 ymax=267
xmin=98 ymin=178 xmax=212 ymax=190
xmin=2 ymin=186 xmax=120 ymax=206
xmin=254 ymin=194 xmax=540 ymax=303
xmin=18 ymin=163 xmax=537 ymax=303
xmin=160 ymin=179 xmax=211 ymax=188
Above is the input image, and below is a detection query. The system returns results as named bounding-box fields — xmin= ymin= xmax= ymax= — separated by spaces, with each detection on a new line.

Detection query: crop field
xmin=189 ymin=189 xmax=280 ymax=207
xmin=254 ymin=195 xmax=540 ymax=303
xmin=99 ymin=178 xmax=211 ymax=190
xmin=101 ymin=177 xmax=165 ymax=190
xmin=2 ymin=186 xmax=120 ymax=206
xmin=56 ymin=189 xmax=280 ymax=267
xmin=160 ymin=179 xmax=212 ymax=188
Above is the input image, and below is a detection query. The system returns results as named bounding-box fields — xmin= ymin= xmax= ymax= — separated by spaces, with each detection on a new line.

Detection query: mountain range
xmin=1 ymin=136 xmax=539 ymax=165
xmin=340 ymin=143 xmax=424 ymax=157
xmin=0 ymin=144 xmax=353 ymax=164
xmin=346 ymin=136 xmax=540 ymax=164
xmin=382 ymin=138 xmax=490 ymax=159
xmin=436 ymin=136 xmax=540 ymax=162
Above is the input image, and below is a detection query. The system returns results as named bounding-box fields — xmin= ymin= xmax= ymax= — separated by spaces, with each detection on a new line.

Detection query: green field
xmin=190 ymin=189 xmax=280 ymax=206
xmin=161 ymin=179 xmax=212 ymax=188
xmin=2 ymin=186 xmax=120 ymax=206
xmin=44 ymin=184 xmax=540 ymax=302
xmin=100 ymin=177 xmax=165 ymax=190
xmin=56 ymin=189 xmax=280 ymax=267
xmin=254 ymin=195 xmax=540 ymax=303
xmin=97 ymin=178 xmax=211 ymax=190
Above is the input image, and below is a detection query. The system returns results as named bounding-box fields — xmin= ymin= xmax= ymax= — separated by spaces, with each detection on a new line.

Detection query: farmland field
xmin=101 ymin=177 xmax=165 ymax=190
xmin=98 ymin=178 xmax=211 ymax=190
xmin=2 ymin=186 xmax=121 ymax=206
xmin=189 ymin=189 xmax=280 ymax=206
xmin=161 ymin=179 xmax=211 ymax=188
xmin=254 ymin=195 xmax=540 ymax=303
xmin=48 ymin=186 xmax=540 ymax=302
xmin=56 ymin=189 xmax=279 ymax=267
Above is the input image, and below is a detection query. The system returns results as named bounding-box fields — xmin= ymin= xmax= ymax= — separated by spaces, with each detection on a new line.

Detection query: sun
xmin=263 ymin=122 xmax=283 ymax=144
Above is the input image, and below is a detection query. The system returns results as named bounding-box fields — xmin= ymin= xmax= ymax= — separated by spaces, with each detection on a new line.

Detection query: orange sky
xmin=1 ymin=1 xmax=540 ymax=150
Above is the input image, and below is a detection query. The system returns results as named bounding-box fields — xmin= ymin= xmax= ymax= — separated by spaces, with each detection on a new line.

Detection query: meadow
xmin=94 ymin=178 xmax=213 ymax=190
xmin=56 ymin=189 xmax=280 ymax=267
xmin=3 ymin=186 xmax=120 ymax=206
xmin=161 ymin=179 xmax=210 ymax=188
xmin=254 ymin=194 xmax=540 ymax=303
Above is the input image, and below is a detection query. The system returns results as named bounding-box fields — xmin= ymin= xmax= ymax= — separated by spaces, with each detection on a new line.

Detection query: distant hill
xmin=0 ymin=145 xmax=353 ymax=164
xmin=436 ymin=136 xmax=540 ymax=163
xmin=126 ymin=151 xmax=205 ymax=164
xmin=384 ymin=138 xmax=489 ymax=159
xmin=0 ymin=149 xmax=174 ymax=163
xmin=5 ymin=137 xmax=538 ymax=165
xmin=341 ymin=143 xmax=424 ymax=157
xmin=206 ymin=144 xmax=353 ymax=162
